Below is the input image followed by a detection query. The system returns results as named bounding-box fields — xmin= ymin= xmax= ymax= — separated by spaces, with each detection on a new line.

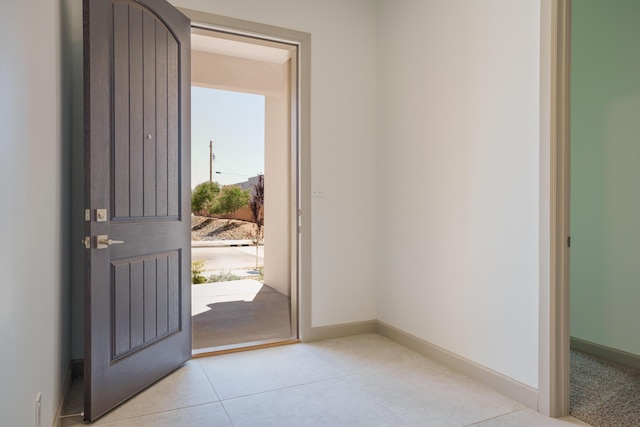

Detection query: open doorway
xmin=568 ymin=1 xmax=640 ymax=425
xmin=189 ymin=27 xmax=299 ymax=354
xmin=543 ymin=0 xmax=640 ymax=420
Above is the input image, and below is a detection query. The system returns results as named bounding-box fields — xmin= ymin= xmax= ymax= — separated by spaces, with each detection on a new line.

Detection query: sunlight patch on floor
xmin=191 ymin=280 xmax=264 ymax=315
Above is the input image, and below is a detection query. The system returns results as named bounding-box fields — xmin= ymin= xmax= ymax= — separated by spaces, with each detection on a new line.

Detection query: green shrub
xmin=191 ymin=181 xmax=220 ymax=213
xmin=208 ymin=185 xmax=250 ymax=216
xmin=191 ymin=260 xmax=207 ymax=284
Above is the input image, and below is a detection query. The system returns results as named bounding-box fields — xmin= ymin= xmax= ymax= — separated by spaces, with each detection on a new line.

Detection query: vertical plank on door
xmin=143 ymin=258 xmax=157 ymax=341
xmin=130 ymin=260 xmax=144 ymax=349
xmin=129 ymin=6 xmax=144 ymax=218
xmin=156 ymin=23 xmax=169 ymax=217
xmin=143 ymin=11 xmax=157 ymax=217
xmin=156 ymin=256 xmax=169 ymax=334
xmin=167 ymin=38 xmax=179 ymax=217
xmin=130 ymin=260 xmax=144 ymax=348
xmin=113 ymin=4 xmax=130 ymax=218
xmin=114 ymin=263 xmax=131 ymax=357
xmin=168 ymin=252 xmax=180 ymax=331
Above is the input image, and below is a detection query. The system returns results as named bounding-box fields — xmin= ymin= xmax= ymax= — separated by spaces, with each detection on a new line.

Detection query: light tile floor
xmin=62 ymin=333 xmax=592 ymax=426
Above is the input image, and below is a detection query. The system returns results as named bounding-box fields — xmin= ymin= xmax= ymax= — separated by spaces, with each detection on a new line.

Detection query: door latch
xmin=82 ymin=236 xmax=91 ymax=249
xmin=96 ymin=235 xmax=125 ymax=249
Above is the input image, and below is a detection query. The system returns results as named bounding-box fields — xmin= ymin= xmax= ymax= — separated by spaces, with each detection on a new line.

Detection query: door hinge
xmin=567 ymin=236 xmax=571 ymax=248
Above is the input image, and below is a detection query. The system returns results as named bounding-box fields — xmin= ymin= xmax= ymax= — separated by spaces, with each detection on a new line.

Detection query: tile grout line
xmin=339 ymin=373 xmax=412 ymax=427
xmin=194 ymin=358 xmax=224 ymax=402
xmin=463 ymin=408 xmax=528 ymax=426
xmin=91 ymin=402 xmax=224 ymax=426
xmin=79 ymin=361 xmax=228 ymax=425
xmin=199 ymin=344 xmax=348 ymax=403
xmin=218 ymin=375 xmax=347 ymax=403
xmin=211 ymin=367 xmax=411 ymax=427
xmin=195 ymin=358 xmax=237 ymax=426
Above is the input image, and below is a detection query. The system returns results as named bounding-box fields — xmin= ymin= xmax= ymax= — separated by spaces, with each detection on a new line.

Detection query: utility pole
xmin=209 ymin=140 xmax=213 ymax=182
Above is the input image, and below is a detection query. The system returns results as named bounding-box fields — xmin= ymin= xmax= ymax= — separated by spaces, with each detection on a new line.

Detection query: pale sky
xmin=191 ymin=86 xmax=265 ymax=188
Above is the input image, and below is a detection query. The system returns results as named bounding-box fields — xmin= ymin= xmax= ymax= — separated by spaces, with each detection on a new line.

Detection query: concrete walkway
xmin=191 ymin=279 xmax=291 ymax=350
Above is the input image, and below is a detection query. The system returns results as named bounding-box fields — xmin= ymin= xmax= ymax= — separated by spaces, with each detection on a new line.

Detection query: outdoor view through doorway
xmin=189 ymin=28 xmax=297 ymax=353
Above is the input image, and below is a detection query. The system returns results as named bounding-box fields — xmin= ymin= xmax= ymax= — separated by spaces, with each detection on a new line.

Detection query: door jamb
xmin=539 ymin=0 xmax=571 ymax=417
xmin=178 ymin=8 xmax=312 ymax=342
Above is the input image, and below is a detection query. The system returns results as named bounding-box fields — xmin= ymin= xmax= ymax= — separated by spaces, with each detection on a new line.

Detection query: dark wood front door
xmin=83 ymin=0 xmax=191 ymax=421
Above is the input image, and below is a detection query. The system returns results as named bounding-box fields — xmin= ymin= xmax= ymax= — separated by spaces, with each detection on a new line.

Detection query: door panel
xmin=112 ymin=3 xmax=179 ymax=220
xmin=112 ymin=251 xmax=180 ymax=359
xmin=83 ymin=0 xmax=190 ymax=421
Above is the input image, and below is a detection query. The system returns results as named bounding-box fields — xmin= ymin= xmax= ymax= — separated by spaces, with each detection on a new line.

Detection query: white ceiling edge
xmin=191 ymin=33 xmax=291 ymax=64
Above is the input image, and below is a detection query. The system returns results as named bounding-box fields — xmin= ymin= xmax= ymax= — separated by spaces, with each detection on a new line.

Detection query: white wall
xmin=171 ymin=0 xmax=379 ymax=326
xmin=0 ymin=0 xmax=70 ymax=425
xmin=570 ymin=0 xmax=640 ymax=356
xmin=376 ymin=0 xmax=541 ymax=388
xmin=263 ymin=66 xmax=292 ymax=297
xmin=68 ymin=0 xmax=85 ymax=361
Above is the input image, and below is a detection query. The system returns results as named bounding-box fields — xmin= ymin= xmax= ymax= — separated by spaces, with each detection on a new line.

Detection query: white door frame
xmin=538 ymin=0 xmax=571 ymax=417
xmin=179 ymin=8 xmax=312 ymax=342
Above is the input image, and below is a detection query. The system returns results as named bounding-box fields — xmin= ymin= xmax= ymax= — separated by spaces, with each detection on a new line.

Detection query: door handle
xmin=96 ymin=235 xmax=125 ymax=249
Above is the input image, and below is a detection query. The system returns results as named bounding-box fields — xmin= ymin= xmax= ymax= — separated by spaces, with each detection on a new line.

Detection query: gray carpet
xmin=571 ymin=349 xmax=640 ymax=427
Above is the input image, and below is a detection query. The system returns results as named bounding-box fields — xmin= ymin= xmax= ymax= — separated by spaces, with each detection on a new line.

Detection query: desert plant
xmin=254 ymin=266 xmax=264 ymax=282
xmin=249 ymin=174 xmax=264 ymax=269
xmin=207 ymin=270 xmax=242 ymax=283
xmin=191 ymin=260 xmax=207 ymax=284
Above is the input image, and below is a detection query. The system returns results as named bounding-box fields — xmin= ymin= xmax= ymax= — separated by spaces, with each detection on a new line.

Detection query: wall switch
xmin=312 ymin=184 xmax=324 ymax=198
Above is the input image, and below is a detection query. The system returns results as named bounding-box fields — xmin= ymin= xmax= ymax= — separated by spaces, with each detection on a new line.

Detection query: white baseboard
xmin=305 ymin=319 xmax=539 ymax=410
xmin=376 ymin=321 xmax=538 ymax=410
xmin=306 ymin=320 xmax=377 ymax=342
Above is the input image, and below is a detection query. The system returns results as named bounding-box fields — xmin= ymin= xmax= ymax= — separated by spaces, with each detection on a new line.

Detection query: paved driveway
xmin=192 ymin=245 xmax=264 ymax=274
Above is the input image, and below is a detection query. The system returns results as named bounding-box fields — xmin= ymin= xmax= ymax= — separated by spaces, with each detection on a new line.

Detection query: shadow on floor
xmin=191 ymin=279 xmax=291 ymax=350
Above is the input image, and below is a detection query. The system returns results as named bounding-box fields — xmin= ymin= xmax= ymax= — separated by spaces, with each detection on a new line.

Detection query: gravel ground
xmin=191 ymin=216 xmax=257 ymax=241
